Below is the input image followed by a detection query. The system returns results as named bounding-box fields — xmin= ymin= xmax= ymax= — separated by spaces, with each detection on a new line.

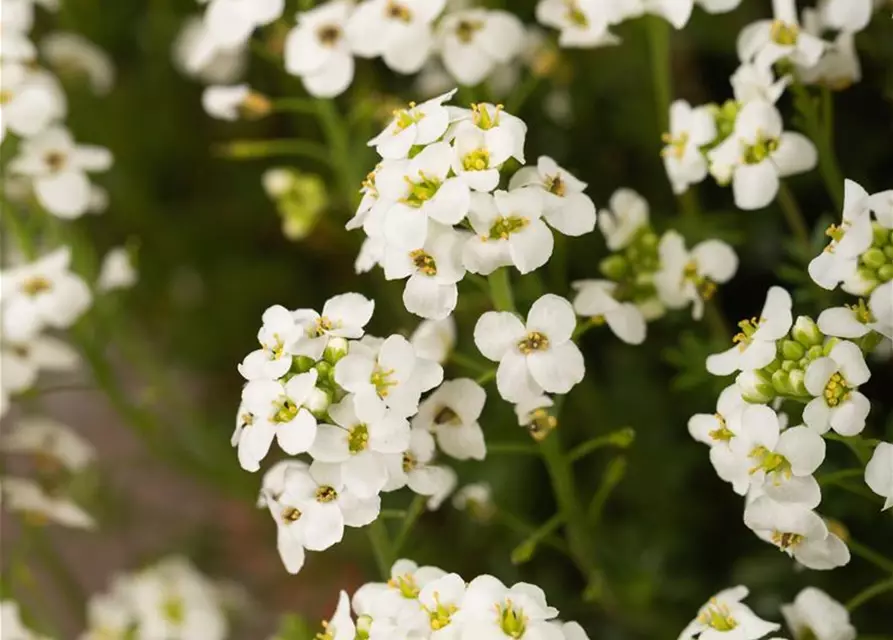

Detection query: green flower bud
xmin=600 ymin=255 xmax=629 ymax=280
xmin=822 ymin=337 xmax=840 ymax=356
xmin=884 ymin=245 xmax=893 ymax=260
xmin=510 ymin=540 xmax=537 ymax=565
xmin=771 ymin=370 xmax=792 ymax=394
xmin=862 ymin=248 xmax=887 ymax=270
xmin=792 ymin=316 xmax=823 ymax=347
xmin=639 ymin=231 xmax=659 ymax=249
xmin=292 ymin=356 xmax=316 ymax=373
xmin=324 ymin=337 xmax=349 ymax=364
xmin=608 ymin=427 xmax=636 ymax=448
xmin=789 ymin=369 xmax=807 ymax=395
xmin=871 ymin=222 xmax=889 ymax=247
xmin=306 ymin=387 xmax=331 ymax=419
xmin=878 ymin=264 xmax=893 ymax=282
xmin=781 ymin=360 xmax=797 ymax=372
xmin=857 ymin=266 xmax=879 ymax=285
xmin=315 ymin=361 xmax=334 ymax=383
xmin=737 ymin=370 xmax=775 ymax=403
xmin=781 ymin=339 xmax=806 ymax=361
xmin=763 ymin=358 xmax=782 ymax=374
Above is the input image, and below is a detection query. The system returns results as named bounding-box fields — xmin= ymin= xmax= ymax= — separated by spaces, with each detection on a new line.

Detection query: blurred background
xmin=3 ymin=0 xmax=893 ymax=637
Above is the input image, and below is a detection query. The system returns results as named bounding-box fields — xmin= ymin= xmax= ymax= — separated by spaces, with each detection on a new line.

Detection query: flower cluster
xmin=288 ymin=558 xmax=590 ymax=640
xmin=348 ymin=91 xmax=597 ymax=320
xmin=233 ymin=295 xmax=490 ymax=573
xmin=680 ymin=584 xmax=857 ymax=640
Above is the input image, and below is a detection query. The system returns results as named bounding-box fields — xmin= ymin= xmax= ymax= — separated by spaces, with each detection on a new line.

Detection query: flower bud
xmin=737 ymin=370 xmax=775 ymax=403
xmin=763 ymin=358 xmax=781 ymax=374
xmin=781 ymin=339 xmax=806 ymax=361
xmin=862 ymin=248 xmax=887 ymax=270
xmin=822 ymin=337 xmax=840 ymax=356
xmin=884 ymin=245 xmax=893 ymax=260
xmin=291 ymin=356 xmax=316 ymax=373
xmin=314 ymin=361 xmax=334 ymax=385
xmin=306 ymin=387 xmax=331 ymax=419
xmin=856 ymin=266 xmax=879 ymax=286
xmin=608 ymin=427 xmax=636 ymax=448
xmin=792 ymin=316 xmax=823 ymax=347
xmin=324 ymin=337 xmax=349 ymax=364
xmin=356 ymin=616 xmax=373 ymax=635
xmin=240 ymin=90 xmax=272 ymax=119
xmin=599 ymin=255 xmax=629 ymax=280
xmin=511 ymin=539 xmax=537 ymax=565
xmin=788 ymin=369 xmax=807 ymax=395
xmin=871 ymin=222 xmax=889 ymax=247
xmin=771 ymin=370 xmax=792 ymax=395
xmin=806 ymin=344 xmax=824 ymax=360
xmin=781 ymin=360 xmax=797 ymax=372
xmin=878 ymin=264 xmax=893 ymax=282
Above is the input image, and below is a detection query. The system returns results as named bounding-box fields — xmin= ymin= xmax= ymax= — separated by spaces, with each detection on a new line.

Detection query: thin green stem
xmin=488 ymin=442 xmax=540 ymax=456
xmin=29 ymin=525 xmax=86 ymax=628
xmin=367 ymin=519 xmax=394 ymax=580
xmin=587 ymin=457 xmax=627 ymax=526
xmin=392 ymin=495 xmax=427 ymax=557
xmin=475 ymin=369 xmax=496 ymax=385
xmin=510 ymin=513 xmax=565 ymax=565
xmin=777 ymin=182 xmax=811 ymax=251
xmin=316 ymin=99 xmax=362 ymax=206
xmin=487 ymin=268 xmax=516 ymax=313
xmin=496 ymin=510 xmax=570 ymax=557
xmin=569 ymin=428 xmax=635 ymax=463
xmin=791 ymin=82 xmax=845 ymax=210
xmin=818 ymin=468 xmax=864 ymax=486
xmin=214 ymin=138 xmax=331 ymax=164
xmin=449 ymin=352 xmax=490 ymax=374
xmin=848 ymin=538 xmax=893 ymax=574
xmin=504 ymin=73 xmax=542 ymax=114
xmin=846 ymin=577 xmax=893 ymax=612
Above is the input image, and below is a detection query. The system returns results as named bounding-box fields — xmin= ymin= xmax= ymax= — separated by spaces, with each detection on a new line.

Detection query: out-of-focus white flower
xmin=1 ymin=600 xmax=46 ymax=640
xmin=413 ymin=378 xmax=486 ymax=461
xmin=97 ymin=247 xmax=137 ymax=292
xmin=803 ymin=340 xmax=871 ymax=436
xmin=0 ymin=476 xmax=95 ymax=529
xmin=172 ymin=15 xmax=247 ymax=84
xmin=368 ymin=89 xmax=456 ymax=160
xmin=535 ymin=0 xmax=617 ymax=49
xmin=865 ymin=441 xmax=893 ymax=510
xmin=799 ymin=9 xmax=861 ymax=89
xmin=0 ymin=333 xmax=80 ymax=410
xmin=382 ymin=427 xmax=454 ymax=501
xmin=571 ymin=280 xmax=646 ymax=345
xmin=510 ymin=156 xmax=596 ymax=237
xmin=409 ymin=316 xmax=456 ymax=364
xmin=0 ymin=62 xmax=67 ymax=143
xmin=452 ymin=482 xmax=494 ymax=519
xmin=238 ymin=305 xmax=301 ymax=381
xmin=679 ymin=585 xmax=780 ymax=639
xmin=80 ymin=580 xmax=134 ymax=640
xmin=0 ymin=416 xmax=95 ymax=471
xmin=818 ymin=0 xmax=873 ymax=33
xmin=598 ymin=188 xmax=649 ymax=251
xmin=436 ymin=9 xmax=525 ymax=86
xmin=737 ymin=0 xmax=825 ymax=71
xmin=9 ymin=125 xmax=113 ymax=219
xmin=730 ymin=63 xmax=790 ymax=105
xmin=202 ymin=0 xmax=285 ymax=51
xmin=201 ymin=84 xmax=248 ymax=120
xmin=292 ymin=293 xmax=375 ymax=360
xmin=661 ymin=100 xmax=717 ymax=195
xmin=781 ymin=587 xmax=857 ymax=640
xmin=40 ymin=32 xmax=115 ymax=94
xmin=284 ymin=0 xmax=356 ymax=98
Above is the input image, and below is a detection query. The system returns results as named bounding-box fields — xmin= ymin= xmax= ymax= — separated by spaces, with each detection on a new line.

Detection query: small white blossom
xmin=781 ymin=587 xmax=857 ymax=640
xmin=662 ymin=100 xmax=717 ymax=195
xmin=535 ymin=0 xmax=616 ymax=49
xmin=368 ymin=89 xmax=456 ymax=160
xmin=869 ymin=281 xmax=893 ymax=339
xmin=737 ymin=0 xmax=825 ymax=71
xmin=510 ymin=156 xmax=596 ymax=237
xmin=201 ymin=83 xmax=250 ymax=120
xmin=688 ymin=385 xmax=748 ymax=492
xmin=865 ymin=442 xmax=893 ymax=510
xmin=97 ymin=247 xmax=137 ymax=292
xmin=202 ymin=0 xmax=285 ymax=51
xmin=452 ymin=482 xmax=494 ymax=518
xmin=571 ymin=280 xmax=646 ymax=345
xmin=818 ymin=0 xmax=873 ymax=34
xmin=448 ymin=102 xmax=527 ymax=164
xmin=0 ymin=476 xmax=95 ymax=529
xmin=172 ymin=15 xmax=247 ymax=84
xmin=0 ymin=416 xmax=95 ymax=472
xmin=437 ymin=9 xmax=525 ymax=86
xmin=1 ymin=600 xmax=45 ymax=640
xmin=450 ymin=120 xmax=515 ymax=192
xmin=41 ymin=32 xmax=115 ymax=94
xmin=383 ymin=427 xmax=453 ymax=501
xmin=803 ymin=340 xmax=871 ymax=436
xmin=238 ymin=304 xmax=302 ymax=381
xmin=0 ymin=62 xmax=66 ymax=142
xmin=731 ymin=63 xmax=790 ymax=105
xmin=0 ymin=333 xmax=79 ymax=407
xmin=809 ymin=180 xmax=874 ymax=291
xmin=679 ymin=585 xmax=780 ymax=640
xmin=292 ymin=293 xmax=375 ymax=360
xmin=799 ymin=9 xmax=861 ymax=89
xmin=284 ymin=0 xmax=355 ymax=98
xmin=598 ymin=188 xmax=649 ymax=251
xmin=413 ymin=378 xmax=486 ymax=461
xmin=458 ymin=575 xmax=560 ymax=638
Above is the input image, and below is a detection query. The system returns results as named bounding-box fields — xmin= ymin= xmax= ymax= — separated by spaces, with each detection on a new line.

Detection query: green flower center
xmin=389 ymin=573 xmax=420 ymax=599
xmin=708 ymin=414 xmax=734 ymax=442
xmin=732 ymin=317 xmax=763 ymax=350
xmin=847 ymin=299 xmax=875 ymax=325
xmin=471 ymin=103 xmax=502 ymax=130
xmin=683 ymin=260 xmax=717 ymax=300
xmin=162 ymin=596 xmax=185 ymax=625
xmin=497 ymin=601 xmax=527 ymax=638
xmin=565 ymin=1 xmax=588 ymax=27
xmin=661 ymin=131 xmax=689 ymax=160
xmin=348 ymin=424 xmax=369 ymax=454
xmin=697 ymin=600 xmax=738 ymax=631
xmin=310 ymin=316 xmax=336 ymax=338
xmin=392 ymin=101 xmax=423 ymax=131
xmin=371 ymin=366 xmax=397 ymax=398
xmin=770 ymin=20 xmax=799 ymax=46
xmin=518 ymin=331 xmax=550 ymax=354
xmin=742 ymin=134 xmax=779 ymax=165
xmin=410 ymin=249 xmax=437 ymax=275
xmin=823 ymin=372 xmax=850 ymax=407
xmin=274 ymin=399 xmax=299 ymax=423
xmin=456 ymin=19 xmax=484 ymax=43
xmin=748 ymin=445 xmax=792 ymax=478
xmin=427 ymin=595 xmax=457 ymax=630
xmin=21 ymin=276 xmax=53 ymax=296
xmin=487 ymin=215 xmax=529 ymax=240
xmin=315 ymin=485 xmax=338 ymax=503
xmin=403 ymin=172 xmax=442 ymax=208
xmin=462 ymin=148 xmax=490 ymax=172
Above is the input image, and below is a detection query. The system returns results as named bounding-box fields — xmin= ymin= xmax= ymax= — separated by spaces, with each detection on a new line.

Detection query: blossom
xmin=376 ymin=142 xmax=471 ymax=248
xmin=456 ymin=575 xmax=560 ymax=638
xmin=570 ymin=280 xmax=646 ymax=345
xmin=463 ymin=190 xmax=553 ymax=275
xmin=730 ymin=63 xmax=790 ymax=105
xmin=0 ymin=416 xmax=95 ymax=472
xmin=81 ymin=586 xmax=134 ymax=640
xmin=436 ymin=9 xmax=525 ymax=86
xmin=661 ymin=100 xmax=717 ymax=195
xmin=816 ymin=300 xmax=876 ymax=339
xmin=284 ymin=0 xmax=355 ymax=98
xmin=707 ymin=100 xmax=817 ymax=210
xmin=743 ymin=497 xmax=850 ymax=570
xmin=509 ymin=156 xmax=596 ymax=237
xmin=535 ymin=0 xmax=616 ymax=49
xmin=1 ymin=600 xmax=44 ymax=640
xmin=598 ymin=188 xmax=649 ymax=251
xmin=368 ymin=90 xmax=456 ymax=160
xmin=864 ymin=442 xmax=893 ymax=510
xmin=679 ymin=586 xmax=780 ymax=639
xmin=413 ymin=378 xmax=486 ymax=461
xmin=449 ymin=102 xmax=527 ymax=164
xmin=450 ymin=119 xmax=516 ymax=192
xmin=452 ymin=482 xmax=494 ymax=520
xmin=515 ymin=394 xmax=556 ymax=441
xmin=737 ymin=0 xmax=825 ymax=71
xmin=292 ymin=293 xmax=375 ymax=360
xmin=335 ymin=334 xmax=443 ymax=418
xmin=201 ymin=84 xmax=251 ymax=120
xmin=0 ymin=476 xmax=95 ymax=529
xmin=238 ymin=304 xmax=302 ymax=381
xmin=808 ymin=180 xmax=873 ymax=291
xmin=780 ymin=587 xmax=856 ymax=640
xmin=818 ymin=0 xmax=873 ymax=34
xmin=383 ymin=427 xmax=454 ymax=500
xmin=869 ymin=281 xmax=893 ymax=339
xmin=410 ymin=316 xmax=456 ymax=364
xmin=655 ymin=231 xmax=738 ymax=320
xmin=0 ymin=62 xmax=66 ymax=142
xmin=0 ymin=333 xmax=79 ymax=409
xmin=172 ymin=15 xmax=247 ymax=84
xmin=318 ymin=591 xmax=356 ymax=640
xmin=40 ymin=31 xmax=115 ymax=94
xmin=346 ymin=0 xmax=447 ymax=74
xmin=202 ymin=0 xmax=285 ymax=50
xmin=8 ymin=125 xmax=113 ymax=218
xmin=706 ymin=286 xmax=793 ymax=376
xmin=798 ymin=8 xmax=861 ymax=89
xmin=310 ymin=394 xmax=411 ymax=498
xmin=418 ymin=572 xmax=466 ymax=635
xmin=97 ymin=247 xmax=137 ymax=292
xmin=0 ymin=246 xmax=93 ymax=343
xmin=803 ymin=340 xmax=871 ymax=436
xmin=688 ymin=385 xmax=749 ymax=492
xmin=475 ymin=294 xmax=584 ymax=402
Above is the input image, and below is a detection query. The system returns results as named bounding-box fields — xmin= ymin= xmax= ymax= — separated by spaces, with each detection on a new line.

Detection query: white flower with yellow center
xmin=743 ymin=496 xmax=850 ymax=570
xmin=737 ymin=0 xmax=825 ymax=71
xmin=535 ymin=0 xmax=616 ymax=49
xmin=81 ymin=586 xmax=134 ymax=640
xmin=238 ymin=304 xmax=302 ymax=381
xmin=865 ymin=442 xmax=893 ymax=511
xmin=730 ymin=63 xmax=790 ymax=105
xmin=436 ymin=9 xmax=525 ymax=87
xmin=679 ymin=586 xmax=780 ymax=639
xmin=367 ymin=89 xmax=456 ymax=160
xmin=706 ymin=286 xmax=793 ymax=376
xmin=598 ymin=188 xmax=650 ymax=251
xmin=292 ymin=293 xmax=375 ymax=360
xmin=0 ymin=416 xmax=95 ymax=472
xmin=382 ymin=427 xmax=454 ymax=501
xmin=448 ymin=102 xmax=527 ymax=164
xmin=510 ymin=156 xmax=596 ymax=237
xmin=0 ymin=333 xmax=79 ymax=410
xmin=40 ymin=31 xmax=115 ymax=95
xmin=316 ymin=591 xmax=356 ymax=640
xmin=661 ymin=100 xmax=717 ymax=195
xmin=803 ymin=340 xmax=871 ymax=436
xmin=310 ymin=394 xmax=411 ymax=499
xmin=781 ymin=587 xmax=857 ymax=640
xmin=457 ymin=574 xmax=560 ymax=639
xmin=515 ymin=394 xmax=556 ymax=441
xmin=353 ymin=558 xmax=446 ymax=624
xmin=688 ymin=385 xmax=748 ymax=491
xmin=202 ymin=0 xmax=284 ymax=51
xmin=475 ymin=294 xmax=584 ymax=402
xmin=817 ymin=299 xmax=877 ymax=339
xmin=798 ymin=8 xmax=861 ymax=90
xmin=418 ymin=572 xmax=466 ymax=636
xmin=655 ymin=231 xmax=738 ymax=320
xmin=0 ymin=476 xmax=95 ymax=529
xmin=450 ymin=119 xmax=515 ymax=192
xmin=808 ymin=180 xmax=873 ymax=291
xmin=284 ymin=0 xmax=356 ymax=98
xmin=463 ymin=189 xmax=553 ymax=275
xmin=0 ymin=61 xmax=66 ymax=143
xmin=571 ymin=280 xmax=646 ymax=345
xmin=347 ymin=0 xmax=447 ymax=74
xmin=413 ymin=378 xmax=487 ymax=461
xmin=201 ymin=83 xmax=259 ymax=121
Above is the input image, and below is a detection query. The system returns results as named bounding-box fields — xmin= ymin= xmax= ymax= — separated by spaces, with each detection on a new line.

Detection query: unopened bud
xmin=511 ymin=540 xmax=537 ymax=565
xmin=291 ymin=356 xmax=315 ymax=373
xmin=781 ymin=359 xmax=797 ymax=373
xmin=356 ymin=615 xmax=373 ymax=635
xmin=608 ymin=427 xmax=636 ymax=448
xmin=792 ymin=316 xmax=823 ymax=347
xmin=306 ymin=387 xmax=331 ymax=418
xmin=324 ymin=337 xmax=349 ymax=364
xmin=771 ymin=370 xmax=792 ymax=395
xmin=878 ymin=264 xmax=893 ymax=282
xmin=737 ymin=370 xmax=775 ymax=403
xmin=781 ymin=339 xmax=806 ymax=361
xmin=788 ymin=369 xmax=807 ymax=395
xmin=862 ymin=248 xmax=887 ymax=270
xmin=599 ymin=255 xmax=628 ymax=280
xmin=871 ymin=222 xmax=889 ymax=247
xmin=822 ymin=337 xmax=840 ymax=356
xmin=314 ymin=361 xmax=334 ymax=384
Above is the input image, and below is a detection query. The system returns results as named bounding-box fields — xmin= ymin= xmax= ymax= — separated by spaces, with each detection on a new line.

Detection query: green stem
xmin=568 ymin=428 xmax=635 ymax=462
xmin=487 ymin=268 xmax=516 ymax=313
xmin=475 ymin=369 xmax=496 ymax=385
xmin=366 ymin=519 xmax=393 ymax=580
xmin=777 ymin=182 xmax=811 ymax=251
xmin=818 ymin=468 xmax=864 ymax=486
xmin=791 ymin=82 xmax=845 ymax=210
xmin=510 ymin=513 xmax=565 ymax=565
xmin=392 ymin=494 xmax=427 ymax=557
xmin=316 ymin=99 xmax=361 ymax=206
xmin=504 ymin=73 xmax=542 ymax=114
xmin=269 ymin=97 xmax=319 ymax=115
xmin=449 ymin=351 xmax=491 ymax=374
xmin=847 ymin=577 xmax=893 ymax=612
xmin=496 ymin=510 xmax=570 ymax=556
xmin=848 ymin=538 xmax=893 ymax=574
xmin=587 ymin=457 xmax=627 ymax=525
xmin=214 ymin=138 xmax=331 ymax=164
xmin=488 ymin=442 xmax=540 ymax=456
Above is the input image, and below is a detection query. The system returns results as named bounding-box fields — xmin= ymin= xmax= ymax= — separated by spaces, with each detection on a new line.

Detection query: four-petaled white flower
xmin=0 ymin=475 xmax=95 ymax=529
xmin=808 ymin=180 xmax=873 ymax=291
xmin=450 ymin=119 xmax=516 ymax=192
xmin=238 ymin=304 xmax=302 ymax=381
xmin=284 ymin=0 xmax=356 ymax=98
xmin=410 ymin=316 xmax=456 ymax=364
xmin=0 ymin=415 xmax=95 ymax=472
xmin=661 ymin=100 xmax=717 ymax=195
xmin=292 ymin=293 xmax=375 ymax=360
xmin=737 ymin=0 xmax=825 ymax=71
xmin=368 ymin=90 xmax=456 ymax=159
xmin=202 ymin=0 xmax=285 ymax=50
xmin=571 ymin=280 xmax=646 ymax=345
xmin=0 ymin=61 xmax=66 ymax=143
xmin=437 ymin=9 xmax=525 ymax=86
xmin=475 ymin=293 xmax=584 ymax=402
xmin=679 ymin=585 xmax=780 ymax=640
xmin=413 ymin=378 xmax=487 ymax=461
xmin=864 ymin=441 xmax=893 ymax=511
xmin=535 ymin=0 xmax=615 ymax=49
xmin=803 ymin=340 xmax=871 ymax=436
xmin=780 ymin=587 xmax=857 ymax=640
xmin=510 ymin=156 xmax=597 ymax=237
xmin=688 ymin=385 xmax=749 ymax=492
xmin=457 ymin=574 xmax=560 ymax=639
xmin=598 ymin=188 xmax=650 ymax=251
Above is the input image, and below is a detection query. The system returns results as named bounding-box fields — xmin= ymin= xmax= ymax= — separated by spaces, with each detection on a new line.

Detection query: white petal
xmin=527 ymin=342 xmax=585 ymax=395
xmin=496 ymin=350 xmax=542 ymax=402
xmin=777 ymin=426 xmax=825 ymax=476
xmin=829 ymin=392 xmax=870 ymax=436
xmin=36 ymin=171 xmax=91 ymax=218
xmin=773 ymin=133 xmax=818 ymax=177
xmin=474 ymin=311 xmax=526 ymax=361
xmin=732 ymin=162 xmax=779 ymax=210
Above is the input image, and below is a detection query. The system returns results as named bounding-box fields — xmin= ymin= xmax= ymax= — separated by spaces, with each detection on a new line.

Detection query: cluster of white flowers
xmin=283 ymin=558 xmax=590 ymax=640
xmin=233 ymin=295 xmax=493 ymax=573
xmin=659 ymin=0 xmax=882 ymax=210
xmin=78 ymin=556 xmax=229 ymax=639
xmin=679 ymin=584 xmax=857 ymax=640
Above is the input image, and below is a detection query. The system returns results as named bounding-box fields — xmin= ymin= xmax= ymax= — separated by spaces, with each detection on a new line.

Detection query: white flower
xmin=598 ymin=188 xmax=650 ymax=251
xmin=744 ymin=496 xmax=850 ymax=570
xmin=437 ymin=9 xmax=525 ymax=86
xmin=203 ymin=0 xmax=285 ymax=50
xmin=730 ymin=63 xmax=789 ymax=105
xmin=377 ymin=143 xmax=471 ymax=249
xmin=688 ymin=385 xmax=749 ymax=492
xmin=514 ymin=394 xmax=556 ymax=439
xmin=570 ymin=280 xmax=646 ymax=345
xmin=706 ymin=286 xmax=793 ymax=376
xmin=172 ymin=15 xmax=247 ymax=85
xmin=239 ymin=370 xmax=321 ymax=469
xmin=449 ymin=102 xmax=527 ymax=164
xmin=353 ymin=558 xmax=446 ymax=626
xmin=457 ymin=575 xmax=560 ymax=638
xmin=450 ymin=120 xmax=516 ymax=192
xmin=256 ymin=459 xmax=305 ymax=508
xmin=0 ymin=476 xmax=95 ymax=529
xmin=0 ymin=62 xmax=66 ymax=142
xmin=418 ymin=572 xmax=466 ymax=634
xmin=707 ymin=100 xmax=817 ymax=210
xmin=410 ymin=316 xmax=456 ymax=364
xmin=865 ymin=442 xmax=893 ymax=510
xmin=97 ymin=247 xmax=137 ymax=292
xmin=284 ymin=0 xmax=355 ymax=98
xmin=780 ymin=587 xmax=856 ymax=640
xmin=0 ymin=333 xmax=79 ymax=405
xmin=81 ymin=586 xmax=134 ymax=640
xmin=798 ymin=9 xmax=861 ymax=89
xmin=292 ymin=293 xmax=375 ymax=360
xmin=319 ymin=591 xmax=356 ymax=640
xmin=808 ymin=180 xmax=873 ymax=291
xmin=817 ymin=301 xmax=876 ymax=339
xmin=8 ymin=125 xmax=113 ymax=218
xmin=347 ymin=0 xmax=447 ymax=74
xmin=383 ymin=427 xmax=454 ymax=500
xmin=310 ymin=394 xmax=410 ymax=498
xmin=413 ymin=378 xmax=486 ymax=461
xmin=535 ymin=0 xmax=616 ymax=49
xmin=238 ymin=304 xmax=302 ymax=381
xmin=368 ymin=90 xmax=456 ymax=160
xmin=0 ymin=416 xmax=95 ymax=472
xmin=335 ymin=334 xmax=443 ymax=418
xmin=661 ymin=100 xmax=717 ymax=195
xmin=728 ymin=406 xmax=825 ymax=507
xmin=463 ymin=189 xmax=553 ymax=275
xmin=40 ymin=32 xmax=115 ymax=94
xmin=475 ymin=294 xmax=584 ymax=402
xmin=818 ymin=0 xmax=873 ymax=34
xmin=201 ymin=83 xmax=250 ymax=120
xmin=869 ymin=281 xmax=893 ymax=340
xmin=452 ymin=482 xmax=494 ymax=517
xmin=0 ymin=246 xmax=93 ymax=343
xmin=803 ymin=340 xmax=871 ymax=436
xmin=552 ymin=621 xmax=590 ymax=640
xmin=737 ymin=0 xmax=825 ymax=70
xmin=510 ymin=156 xmax=596 ymax=237
xmin=655 ymin=231 xmax=738 ymax=320
xmin=1 ymin=600 xmax=44 ymax=640
xmin=679 ymin=586 xmax=780 ymax=640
